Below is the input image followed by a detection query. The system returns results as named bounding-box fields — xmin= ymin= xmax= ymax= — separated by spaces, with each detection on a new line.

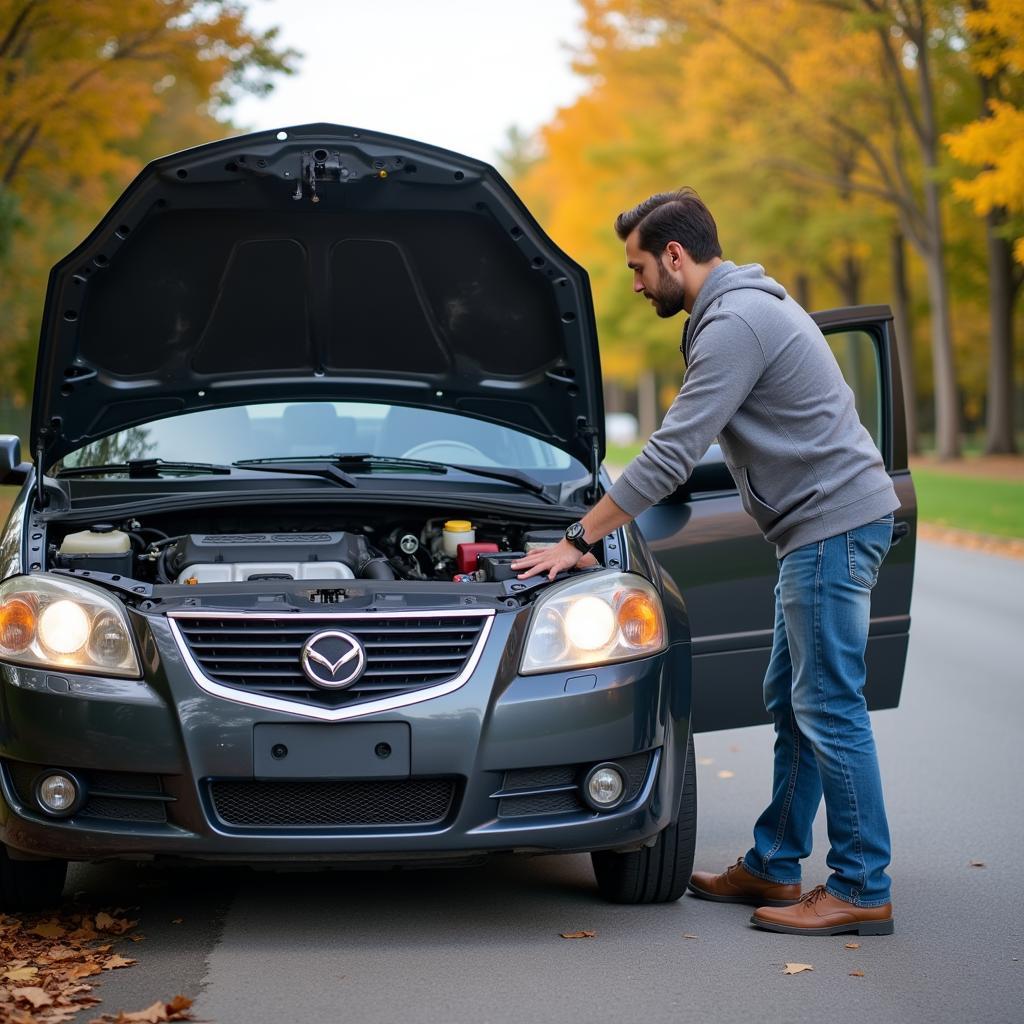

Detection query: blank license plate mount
xmin=253 ymin=722 xmax=411 ymax=779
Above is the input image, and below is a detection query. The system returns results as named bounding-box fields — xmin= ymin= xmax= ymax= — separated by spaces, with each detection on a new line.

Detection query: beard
xmin=648 ymin=263 xmax=686 ymax=318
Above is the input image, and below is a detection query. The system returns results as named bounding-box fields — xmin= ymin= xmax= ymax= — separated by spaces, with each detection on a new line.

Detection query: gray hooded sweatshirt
xmin=607 ymin=261 xmax=899 ymax=558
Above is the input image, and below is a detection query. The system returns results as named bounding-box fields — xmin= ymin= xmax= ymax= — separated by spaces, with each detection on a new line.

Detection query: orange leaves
xmin=89 ymin=995 xmax=193 ymax=1024
xmin=0 ymin=907 xmax=148 ymax=1024
xmin=101 ymin=956 xmax=136 ymax=972
xmin=559 ymin=930 xmax=597 ymax=939
xmin=94 ymin=913 xmax=137 ymax=936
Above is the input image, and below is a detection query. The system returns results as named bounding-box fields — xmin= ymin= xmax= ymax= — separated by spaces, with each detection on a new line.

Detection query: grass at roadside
xmin=910 ymin=467 xmax=1023 ymax=539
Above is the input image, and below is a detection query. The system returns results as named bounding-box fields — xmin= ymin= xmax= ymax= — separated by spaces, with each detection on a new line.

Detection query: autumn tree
xmin=515 ymin=1 xmax=928 ymax=445
xmin=945 ymin=0 xmax=1023 ymax=454
xmin=0 ymin=0 xmax=296 ymax=405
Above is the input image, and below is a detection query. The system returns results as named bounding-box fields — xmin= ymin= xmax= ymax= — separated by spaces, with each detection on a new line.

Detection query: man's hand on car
xmin=511 ymin=540 xmax=589 ymax=581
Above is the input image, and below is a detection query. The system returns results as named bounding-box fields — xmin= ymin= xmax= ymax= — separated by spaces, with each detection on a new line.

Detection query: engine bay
xmin=45 ymin=506 xmax=579 ymax=588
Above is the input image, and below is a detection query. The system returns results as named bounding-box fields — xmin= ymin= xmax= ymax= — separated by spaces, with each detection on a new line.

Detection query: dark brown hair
xmin=614 ymin=188 xmax=723 ymax=263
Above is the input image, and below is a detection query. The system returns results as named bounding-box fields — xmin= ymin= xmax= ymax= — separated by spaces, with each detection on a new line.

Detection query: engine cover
xmin=167 ymin=532 xmax=366 ymax=583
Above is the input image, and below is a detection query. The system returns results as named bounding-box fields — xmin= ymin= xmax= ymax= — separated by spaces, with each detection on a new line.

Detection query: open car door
xmin=636 ymin=305 xmax=916 ymax=732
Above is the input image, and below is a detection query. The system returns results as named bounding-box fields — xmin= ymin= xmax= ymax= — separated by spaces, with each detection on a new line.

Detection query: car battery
xmin=477 ymin=551 xmax=526 ymax=582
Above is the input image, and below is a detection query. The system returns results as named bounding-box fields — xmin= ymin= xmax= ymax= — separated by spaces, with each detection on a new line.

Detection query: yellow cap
xmin=444 ymin=520 xmax=472 ymax=532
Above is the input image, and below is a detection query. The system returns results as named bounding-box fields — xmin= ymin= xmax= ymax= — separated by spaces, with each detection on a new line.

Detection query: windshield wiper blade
xmin=444 ymin=463 xmax=555 ymax=501
xmin=230 ymin=459 xmax=358 ymax=488
xmin=331 ymin=455 xmax=554 ymax=499
xmin=57 ymin=459 xmax=233 ymax=479
xmin=235 ymin=455 xmax=555 ymax=502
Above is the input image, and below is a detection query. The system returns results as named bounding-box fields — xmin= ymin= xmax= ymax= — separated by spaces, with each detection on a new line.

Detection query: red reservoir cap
xmin=457 ymin=542 xmax=499 ymax=574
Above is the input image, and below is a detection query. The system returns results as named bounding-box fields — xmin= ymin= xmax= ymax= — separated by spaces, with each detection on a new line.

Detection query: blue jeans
xmin=742 ymin=515 xmax=895 ymax=907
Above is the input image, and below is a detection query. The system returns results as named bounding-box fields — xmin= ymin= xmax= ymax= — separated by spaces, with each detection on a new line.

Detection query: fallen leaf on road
xmin=844 ymin=942 xmax=860 ymax=950
xmin=64 ymin=961 xmax=105 ymax=980
xmin=116 ymin=1000 xmax=170 ymax=1023
xmin=13 ymin=985 xmax=54 ymax=1008
xmin=682 ymin=934 xmax=698 ymax=939
xmin=717 ymin=770 xmax=735 ymax=779
xmin=697 ymin=757 xmax=714 ymax=766
xmin=95 ymin=912 xmax=137 ymax=935
xmin=969 ymin=860 xmax=986 ymax=868
xmin=783 ymin=963 xmax=814 ymax=975
xmin=103 ymin=954 xmax=137 ymax=970
xmin=29 ymin=921 xmax=66 ymax=940
xmin=560 ymin=930 xmax=596 ymax=939
xmin=849 ymin=969 xmax=866 ymax=977
xmin=127 ymin=934 xmax=146 ymax=943
xmin=3 ymin=966 xmax=39 ymax=982
xmin=92 ymin=994 xmax=194 ymax=1023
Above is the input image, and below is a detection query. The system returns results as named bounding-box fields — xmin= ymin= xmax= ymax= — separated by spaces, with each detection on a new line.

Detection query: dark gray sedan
xmin=0 ymin=125 xmax=916 ymax=909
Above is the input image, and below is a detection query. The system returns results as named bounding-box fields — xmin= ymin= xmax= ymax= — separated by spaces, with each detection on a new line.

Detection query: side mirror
xmin=0 ymin=435 xmax=29 ymax=485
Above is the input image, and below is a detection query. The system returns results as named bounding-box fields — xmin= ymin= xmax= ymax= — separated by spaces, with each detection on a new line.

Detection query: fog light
xmin=583 ymin=763 xmax=626 ymax=810
xmin=35 ymin=772 xmax=82 ymax=817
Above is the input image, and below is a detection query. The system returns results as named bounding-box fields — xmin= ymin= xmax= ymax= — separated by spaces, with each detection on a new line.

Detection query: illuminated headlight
xmin=521 ymin=572 xmax=666 ymax=674
xmin=0 ymin=576 xmax=140 ymax=677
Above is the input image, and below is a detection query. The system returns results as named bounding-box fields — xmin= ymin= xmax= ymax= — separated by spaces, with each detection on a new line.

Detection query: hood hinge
xmin=33 ymin=439 xmax=48 ymax=511
xmin=577 ymin=417 xmax=601 ymax=504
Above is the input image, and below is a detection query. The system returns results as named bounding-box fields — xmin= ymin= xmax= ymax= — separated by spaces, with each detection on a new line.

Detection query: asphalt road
xmin=67 ymin=541 xmax=1024 ymax=1024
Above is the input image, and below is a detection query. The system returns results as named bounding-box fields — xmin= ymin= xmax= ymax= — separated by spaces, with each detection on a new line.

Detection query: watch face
xmin=566 ymin=522 xmax=584 ymax=541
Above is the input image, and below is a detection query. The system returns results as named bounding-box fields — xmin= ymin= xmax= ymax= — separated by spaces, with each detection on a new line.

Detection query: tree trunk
xmin=913 ymin=14 xmax=961 ymax=460
xmin=922 ymin=221 xmax=960 ymax=459
xmin=889 ymin=230 xmax=918 ymax=453
xmin=604 ymin=377 xmax=625 ymax=415
xmin=984 ymin=209 xmax=1017 ymax=454
xmin=795 ymin=272 xmax=811 ymax=310
xmin=841 ymin=250 xmax=861 ymax=306
xmin=637 ymin=368 xmax=660 ymax=439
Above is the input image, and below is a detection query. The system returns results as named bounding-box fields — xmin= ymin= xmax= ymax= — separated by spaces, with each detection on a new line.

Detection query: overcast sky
xmin=232 ymin=0 xmax=588 ymax=164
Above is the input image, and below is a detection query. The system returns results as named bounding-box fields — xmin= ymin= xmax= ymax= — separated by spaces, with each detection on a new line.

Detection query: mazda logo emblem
xmin=299 ymin=630 xmax=366 ymax=689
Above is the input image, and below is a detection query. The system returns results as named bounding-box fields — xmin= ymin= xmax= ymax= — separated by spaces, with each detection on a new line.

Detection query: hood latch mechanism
xmin=293 ymin=149 xmax=363 ymax=203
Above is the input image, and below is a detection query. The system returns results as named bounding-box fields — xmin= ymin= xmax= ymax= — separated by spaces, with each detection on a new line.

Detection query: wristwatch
xmin=564 ymin=521 xmax=594 ymax=555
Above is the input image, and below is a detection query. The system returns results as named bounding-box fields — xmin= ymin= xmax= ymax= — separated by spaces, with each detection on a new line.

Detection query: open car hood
xmin=32 ymin=124 xmax=604 ymax=471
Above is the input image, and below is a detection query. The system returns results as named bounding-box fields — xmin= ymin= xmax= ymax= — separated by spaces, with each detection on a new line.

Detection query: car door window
xmin=824 ymin=329 xmax=883 ymax=452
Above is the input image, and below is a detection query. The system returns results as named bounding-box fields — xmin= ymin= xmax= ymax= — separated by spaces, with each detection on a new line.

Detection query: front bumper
xmin=0 ymin=607 xmax=691 ymax=863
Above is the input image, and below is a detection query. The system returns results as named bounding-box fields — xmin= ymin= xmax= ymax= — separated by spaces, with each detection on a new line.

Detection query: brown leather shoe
xmin=751 ymin=885 xmax=894 ymax=935
xmin=688 ymin=857 xmax=801 ymax=907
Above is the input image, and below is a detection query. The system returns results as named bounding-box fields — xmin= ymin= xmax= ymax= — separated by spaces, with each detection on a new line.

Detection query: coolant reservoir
xmin=442 ymin=520 xmax=475 ymax=559
xmin=59 ymin=525 xmax=131 ymax=556
xmin=57 ymin=524 xmax=132 ymax=576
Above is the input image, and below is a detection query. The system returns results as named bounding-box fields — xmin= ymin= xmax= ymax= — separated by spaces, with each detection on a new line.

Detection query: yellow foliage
xmin=946 ymin=101 xmax=1024 ymax=215
xmin=0 ymin=0 xmax=296 ymax=401
xmin=945 ymin=0 xmax=1024 ymax=263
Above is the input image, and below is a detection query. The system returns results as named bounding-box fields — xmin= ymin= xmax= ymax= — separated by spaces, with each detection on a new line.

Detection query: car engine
xmin=49 ymin=513 xmax=570 ymax=586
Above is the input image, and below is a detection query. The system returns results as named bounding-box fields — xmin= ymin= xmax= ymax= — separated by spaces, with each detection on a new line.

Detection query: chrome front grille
xmin=169 ymin=610 xmax=493 ymax=720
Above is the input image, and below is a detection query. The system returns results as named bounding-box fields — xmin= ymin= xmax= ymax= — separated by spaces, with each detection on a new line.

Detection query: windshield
xmin=58 ymin=402 xmax=581 ymax=477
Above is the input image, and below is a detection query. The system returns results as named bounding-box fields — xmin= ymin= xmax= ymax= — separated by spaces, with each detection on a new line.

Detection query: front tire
xmin=591 ymin=731 xmax=697 ymax=904
xmin=0 ymin=843 xmax=68 ymax=912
